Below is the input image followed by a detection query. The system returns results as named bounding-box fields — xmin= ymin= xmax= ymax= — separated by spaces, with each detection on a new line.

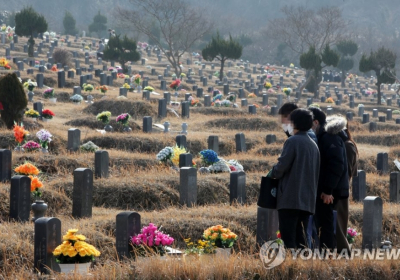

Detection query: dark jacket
xmin=285 ymin=129 xmax=318 ymax=144
xmin=338 ymin=130 xmax=358 ymax=180
xmin=317 ymin=116 xmax=349 ymax=198
xmin=271 ymin=131 xmax=320 ymax=214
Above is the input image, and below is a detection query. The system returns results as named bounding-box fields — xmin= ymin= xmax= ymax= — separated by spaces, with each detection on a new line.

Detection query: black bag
xmin=257 ymin=176 xmax=278 ymax=209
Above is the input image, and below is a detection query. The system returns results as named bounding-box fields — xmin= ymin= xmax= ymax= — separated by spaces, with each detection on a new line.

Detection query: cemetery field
xmin=2 ymin=35 xmax=400 ymax=279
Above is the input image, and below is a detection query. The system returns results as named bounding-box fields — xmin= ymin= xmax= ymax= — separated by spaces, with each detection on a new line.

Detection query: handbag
xmin=257 ymin=176 xmax=278 ymax=209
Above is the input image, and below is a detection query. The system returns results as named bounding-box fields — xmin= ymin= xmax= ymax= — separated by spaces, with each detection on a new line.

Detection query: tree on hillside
xmin=63 ymin=11 xmax=78 ymax=36
xmin=0 ymin=73 xmax=28 ymax=129
xmin=336 ymin=40 xmax=358 ymax=88
xmin=300 ymin=45 xmax=340 ymax=93
xmin=88 ymin=11 xmax=107 ymax=38
xmin=103 ymin=34 xmax=140 ymax=73
xmin=15 ymin=7 xmax=47 ymax=57
xmin=147 ymin=21 xmax=161 ymax=46
xmin=116 ymin=0 xmax=213 ymax=76
xmin=359 ymin=47 xmax=396 ymax=105
xmin=202 ymin=33 xmax=243 ymax=81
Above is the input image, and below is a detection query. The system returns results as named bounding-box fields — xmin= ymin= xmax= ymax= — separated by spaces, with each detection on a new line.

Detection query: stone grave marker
xmin=204 ymin=95 xmax=211 ymax=107
xmin=179 ymin=167 xmax=197 ymax=207
xmin=34 ymin=217 xmax=61 ymax=274
xmin=179 ymin=153 xmax=193 ymax=168
xmin=95 ymin=150 xmax=109 ymax=178
xmin=181 ymin=101 xmax=190 ymax=118
xmin=256 ymin=207 xmax=279 ymax=246
xmin=176 ymin=135 xmax=187 ymax=149
xmin=229 ymin=171 xmax=246 ymax=205
xmin=67 ymin=128 xmax=81 ymax=152
xmin=346 ymin=112 xmax=353 ymax=121
xmin=270 ymin=106 xmax=278 ymax=116
xmin=72 ymin=168 xmax=93 ymax=218
xmin=0 ymin=149 xmax=11 ymax=182
xmin=369 ymin=122 xmax=377 ymax=132
xmin=378 ymin=116 xmax=385 ymax=123
xmin=116 ymin=211 xmax=141 ymax=260
xmin=207 ymin=136 xmax=219 ymax=153
xmin=362 ymin=113 xmax=369 ymax=124
xmin=33 ymin=102 xmax=43 ymax=119
xmin=9 ymin=175 xmax=31 ymax=222
xmin=358 ymin=106 xmax=364 ymax=117
xmin=362 ymin=196 xmax=382 ymax=249
xmin=377 ymin=152 xmax=388 ymax=174
xmin=235 ymin=133 xmax=246 ymax=152
xmin=158 ymin=99 xmax=167 ymax=119
xmin=57 ymin=70 xmax=65 ymax=88
xmin=266 ymin=134 xmax=276 ymax=144
xmin=143 ymin=116 xmax=152 ymax=133
xmin=352 ymin=170 xmax=366 ymax=201
xmin=387 ymin=109 xmax=392 ymax=121
xmin=390 ymin=172 xmax=400 ymax=203
xmin=373 ymin=109 xmax=378 ymax=118
xmin=248 ymin=105 xmax=256 ymax=114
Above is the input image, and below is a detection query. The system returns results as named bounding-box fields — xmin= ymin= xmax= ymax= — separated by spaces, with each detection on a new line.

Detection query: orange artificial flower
xmin=29 ymin=175 xmax=43 ymax=192
xmin=51 ymin=65 xmax=58 ymax=72
xmin=14 ymin=163 xmax=40 ymax=176
xmin=13 ymin=124 xmax=29 ymax=144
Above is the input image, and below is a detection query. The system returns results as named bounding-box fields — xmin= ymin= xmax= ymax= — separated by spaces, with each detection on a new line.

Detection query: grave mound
xmin=192 ymin=107 xmax=246 ymax=116
xmin=85 ymin=100 xmax=156 ymax=118
xmin=65 ymin=118 xmax=141 ymax=131
xmin=206 ymin=117 xmax=279 ymax=131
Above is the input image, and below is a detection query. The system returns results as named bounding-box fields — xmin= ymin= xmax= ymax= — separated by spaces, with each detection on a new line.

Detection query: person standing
xmin=309 ymin=108 xmax=349 ymax=250
xmin=270 ymin=109 xmax=320 ymax=249
xmin=335 ymin=123 xmax=358 ymax=253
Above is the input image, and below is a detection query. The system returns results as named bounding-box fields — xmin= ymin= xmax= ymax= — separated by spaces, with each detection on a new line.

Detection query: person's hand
xmin=320 ymin=193 xmax=334 ymax=204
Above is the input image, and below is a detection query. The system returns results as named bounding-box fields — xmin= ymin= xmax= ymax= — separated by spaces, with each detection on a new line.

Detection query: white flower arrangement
xmin=70 ymin=94 xmax=83 ymax=103
xmin=156 ymin=146 xmax=173 ymax=162
xmin=227 ymin=159 xmax=244 ymax=172
xmin=208 ymin=160 xmax=231 ymax=173
xmin=221 ymin=100 xmax=231 ymax=107
xmin=80 ymin=141 xmax=99 ymax=152
xmin=358 ymin=104 xmax=364 ymax=108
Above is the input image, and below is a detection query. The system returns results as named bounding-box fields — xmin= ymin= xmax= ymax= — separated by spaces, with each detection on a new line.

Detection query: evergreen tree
xmin=202 ymin=33 xmax=243 ymax=81
xmin=300 ymin=45 xmax=339 ymax=93
xmin=336 ymin=40 xmax=358 ymax=87
xmin=0 ymin=73 xmax=28 ymax=129
xmin=88 ymin=11 xmax=107 ymax=38
xmin=63 ymin=11 xmax=78 ymax=36
xmin=103 ymin=34 xmax=140 ymax=72
xmin=15 ymin=7 xmax=47 ymax=57
xmin=359 ymin=47 xmax=396 ymax=105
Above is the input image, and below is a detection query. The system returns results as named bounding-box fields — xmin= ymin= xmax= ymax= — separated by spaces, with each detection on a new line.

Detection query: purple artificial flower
xmin=36 ymin=129 xmax=52 ymax=143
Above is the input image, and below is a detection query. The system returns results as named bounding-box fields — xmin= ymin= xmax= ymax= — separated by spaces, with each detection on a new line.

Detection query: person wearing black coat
xmin=309 ymin=108 xmax=349 ymax=250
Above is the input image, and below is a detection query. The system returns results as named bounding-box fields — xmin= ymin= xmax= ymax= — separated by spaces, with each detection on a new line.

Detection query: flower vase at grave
xmin=215 ymin=247 xmax=231 ymax=259
xmin=28 ymin=91 xmax=34 ymax=102
xmin=49 ymin=97 xmax=57 ymax=103
xmin=104 ymin=124 xmax=113 ymax=132
xmin=137 ymin=85 xmax=142 ymax=93
xmin=31 ymin=200 xmax=48 ymax=221
xmin=123 ymin=125 xmax=132 ymax=132
xmin=41 ymin=147 xmax=49 ymax=153
xmin=58 ymin=262 xmax=91 ymax=275
xmin=14 ymin=145 xmax=24 ymax=153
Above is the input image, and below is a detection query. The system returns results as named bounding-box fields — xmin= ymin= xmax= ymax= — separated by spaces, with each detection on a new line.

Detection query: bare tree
xmin=116 ymin=0 xmax=213 ymax=75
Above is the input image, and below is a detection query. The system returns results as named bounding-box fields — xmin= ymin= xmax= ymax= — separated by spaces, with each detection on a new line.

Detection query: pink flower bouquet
xmin=131 ymin=223 xmax=174 ymax=257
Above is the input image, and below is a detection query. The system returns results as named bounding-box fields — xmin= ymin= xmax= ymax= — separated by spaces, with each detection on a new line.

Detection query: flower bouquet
xmin=203 ymin=225 xmax=237 ymax=248
xmin=309 ymin=103 xmax=320 ymax=109
xmin=248 ymin=93 xmax=257 ymax=98
xmin=188 ymin=97 xmax=199 ymax=107
xmin=156 ymin=146 xmax=174 ymax=164
xmin=22 ymin=141 xmax=41 ymax=152
xmin=264 ymin=82 xmax=272 ymax=89
xmin=82 ymin=83 xmax=94 ymax=92
xmin=130 ymin=223 xmax=174 ymax=257
xmin=96 ymin=111 xmax=111 ymax=124
xmin=70 ymin=94 xmax=83 ymax=103
xmin=23 ymin=79 xmax=37 ymax=91
xmin=118 ymin=73 xmax=126 ymax=79
xmin=212 ymin=94 xmax=223 ymax=103
xmin=326 ymin=97 xmax=334 ymax=104
xmin=29 ymin=175 xmax=43 ymax=199
xmin=42 ymin=109 xmax=55 ymax=120
xmin=80 ymin=141 xmax=99 ymax=153
xmin=51 ymin=65 xmax=58 ymax=72
xmin=133 ymin=74 xmax=141 ymax=86
xmin=283 ymin=87 xmax=292 ymax=99
xmin=43 ymin=88 xmax=55 ymax=99
xmin=170 ymin=79 xmax=181 ymax=91
xmin=0 ymin=57 xmax=10 ymax=70
xmin=180 ymin=73 xmax=186 ymax=80
xmin=116 ymin=113 xmax=130 ymax=126
xmin=123 ymin=83 xmax=131 ymax=89
xmin=199 ymin=150 xmax=219 ymax=166
xmin=25 ymin=109 xmax=40 ymax=119
xmin=171 ymin=145 xmax=188 ymax=166
xmin=53 ymin=229 xmax=101 ymax=264
xmin=36 ymin=129 xmax=52 ymax=150
xmin=14 ymin=162 xmax=40 ymax=176
xmin=96 ymin=85 xmax=108 ymax=94
xmin=226 ymin=159 xmax=244 ymax=172
xmin=144 ymin=86 xmax=154 ymax=92
xmin=221 ymin=100 xmax=231 ymax=107
xmin=184 ymin=238 xmax=215 ymax=256
xmin=347 ymin=228 xmax=358 ymax=244
xmin=13 ymin=123 xmax=29 ymax=149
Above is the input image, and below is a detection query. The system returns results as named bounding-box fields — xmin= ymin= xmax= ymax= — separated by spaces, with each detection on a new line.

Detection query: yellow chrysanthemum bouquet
xmin=203 ymin=225 xmax=238 ymax=248
xmin=53 ymin=229 xmax=100 ymax=264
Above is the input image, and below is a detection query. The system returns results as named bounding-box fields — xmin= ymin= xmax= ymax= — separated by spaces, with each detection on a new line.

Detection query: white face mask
xmin=287 ymin=124 xmax=294 ymax=135
xmin=281 ymin=123 xmax=288 ymax=132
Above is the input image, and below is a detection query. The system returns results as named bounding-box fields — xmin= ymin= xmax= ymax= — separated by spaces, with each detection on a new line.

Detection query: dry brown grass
xmin=2 ymin=36 xmax=400 ymax=279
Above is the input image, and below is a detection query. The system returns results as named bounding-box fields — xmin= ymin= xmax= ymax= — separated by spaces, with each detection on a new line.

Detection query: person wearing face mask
xmin=278 ymin=103 xmax=317 ymax=143
xmin=308 ymin=107 xmax=349 ymax=251
xmin=269 ymin=108 xmax=320 ymax=249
